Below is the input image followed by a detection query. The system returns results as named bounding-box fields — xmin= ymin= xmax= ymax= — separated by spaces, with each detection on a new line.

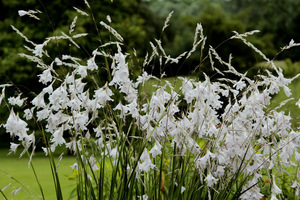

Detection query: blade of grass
xmin=0 ymin=189 xmax=8 ymax=200
xmin=158 ymin=143 xmax=165 ymax=199
xmin=169 ymin=143 xmax=177 ymax=200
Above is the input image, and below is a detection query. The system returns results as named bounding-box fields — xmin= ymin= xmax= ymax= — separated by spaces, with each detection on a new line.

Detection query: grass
xmin=0 ymin=149 xmax=77 ymax=200
xmin=139 ymin=76 xmax=196 ymax=99
xmin=268 ymin=71 xmax=300 ymax=129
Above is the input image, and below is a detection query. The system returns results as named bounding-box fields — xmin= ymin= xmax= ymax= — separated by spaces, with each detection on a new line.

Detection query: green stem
xmin=28 ymin=156 xmax=46 ymax=200
xmin=0 ymin=188 xmax=8 ymax=200
xmin=158 ymin=144 xmax=165 ymax=199
xmin=170 ymin=143 xmax=176 ymax=200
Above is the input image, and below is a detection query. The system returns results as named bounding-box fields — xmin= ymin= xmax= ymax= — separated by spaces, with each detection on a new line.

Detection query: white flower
xmin=180 ymin=78 xmax=194 ymax=93
xmin=33 ymin=44 xmax=43 ymax=57
xmin=110 ymin=66 xmax=129 ymax=87
xmin=50 ymin=126 xmax=66 ymax=146
xmin=126 ymin=99 xmax=139 ymax=118
xmin=272 ymin=176 xmax=282 ymax=194
xmin=109 ymin=147 xmax=118 ymax=160
xmin=138 ymin=194 xmax=148 ymax=200
xmin=4 ymin=109 xmax=28 ymax=139
xmin=149 ymin=140 xmax=162 ymax=158
xmin=295 ymin=151 xmax=300 ymax=161
xmin=70 ymin=162 xmax=78 ymax=171
xmin=291 ymin=180 xmax=298 ymax=188
xmin=54 ymin=58 xmax=63 ymax=65
xmin=113 ymin=102 xmax=129 ymax=119
xmin=0 ymin=87 xmax=6 ymax=105
xmin=8 ymin=142 xmax=20 ymax=154
xmin=120 ymin=81 xmax=137 ymax=102
xmin=38 ymin=68 xmax=52 ymax=84
xmin=94 ymin=83 xmax=114 ymax=107
xmin=36 ymin=107 xmax=51 ymax=121
xmin=42 ymin=147 xmax=48 ymax=156
xmin=240 ymin=185 xmax=263 ymax=200
xmin=269 ymin=82 xmax=280 ymax=95
xmin=95 ymin=137 xmax=104 ymax=149
xmin=106 ymin=15 xmax=112 ymax=23
xmin=196 ymin=23 xmax=203 ymax=32
xmin=77 ymin=65 xmax=87 ymax=78
xmin=68 ymin=97 xmax=81 ymax=111
xmin=31 ymin=92 xmax=46 ymax=108
xmin=197 ymin=150 xmax=216 ymax=169
xmin=234 ymin=80 xmax=246 ymax=90
xmin=46 ymin=110 xmax=70 ymax=133
xmin=22 ymin=133 xmax=35 ymax=148
xmin=73 ymin=111 xmax=89 ymax=131
xmin=18 ymin=10 xmax=27 ymax=17
xmin=139 ymin=148 xmax=155 ymax=173
xmin=214 ymin=165 xmax=225 ymax=178
xmin=8 ymin=94 xmax=26 ymax=107
xmin=296 ymin=98 xmax=300 ymax=108
xmin=23 ymin=108 xmax=33 ymax=120
xmin=89 ymin=156 xmax=99 ymax=171
xmin=87 ymin=57 xmax=98 ymax=71
xmin=270 ymin=193 xmax=278 ymax=200
xmin=109 ymin=52 xmax=129 ymax=87
xmin=49 ymin=85 xmax=69 ymax=111
xmin=221 ymin=89 xmax=229 ymax=97
xmin=283 ymin=85 xmax=291 ymax=97
xmin=205 ymin=173 xmax=218 ymax=187
xmin=66 ymin=139 xmax=79 ymax=153
xmin=134 ymin=71 xmax=153 ymax=88
xmin=181 ymin=186 xmax=186 ymax=193
xmin=43 ymin=83 xmax=53 ymax=94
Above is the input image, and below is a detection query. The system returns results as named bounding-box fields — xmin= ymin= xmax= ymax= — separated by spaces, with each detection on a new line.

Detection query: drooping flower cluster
xmin=1 ymin=7 xmax=300 ymax=200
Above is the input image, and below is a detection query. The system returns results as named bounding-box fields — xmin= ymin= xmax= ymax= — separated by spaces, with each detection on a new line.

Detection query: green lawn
xmin=139 ymin=76 xmax=189 ymax=96
xmin=256 ymin=60 xmax=300 ymax=128
xmin=0 ymin=149 xmax=77 ymax=200
xmin=269 ymin=77 xmax=300 ymax=129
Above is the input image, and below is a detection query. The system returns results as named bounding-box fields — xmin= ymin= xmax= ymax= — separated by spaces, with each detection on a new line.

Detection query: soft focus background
xmin=1 ymin=0 xmax=300 ymax=198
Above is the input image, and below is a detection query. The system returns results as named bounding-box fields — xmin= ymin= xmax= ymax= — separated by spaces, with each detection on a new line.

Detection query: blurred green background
xmin=1 ymin=0 xmax=300 ymax=146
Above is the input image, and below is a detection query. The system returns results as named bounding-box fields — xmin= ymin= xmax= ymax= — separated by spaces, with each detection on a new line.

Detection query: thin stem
xmin=27 ymin=151 xmax=46 ymax=200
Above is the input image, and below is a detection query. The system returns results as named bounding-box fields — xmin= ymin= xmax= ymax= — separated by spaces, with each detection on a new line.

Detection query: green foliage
xmin=0 ymin=0 xmax=159 ymax=83
xmin=146 ymin=0 xmax=300 ymax=78
xmin=0 ymin=0 xmax=160 ymax=147
xmin=220 ymin=0 xmax=300 ymax=62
